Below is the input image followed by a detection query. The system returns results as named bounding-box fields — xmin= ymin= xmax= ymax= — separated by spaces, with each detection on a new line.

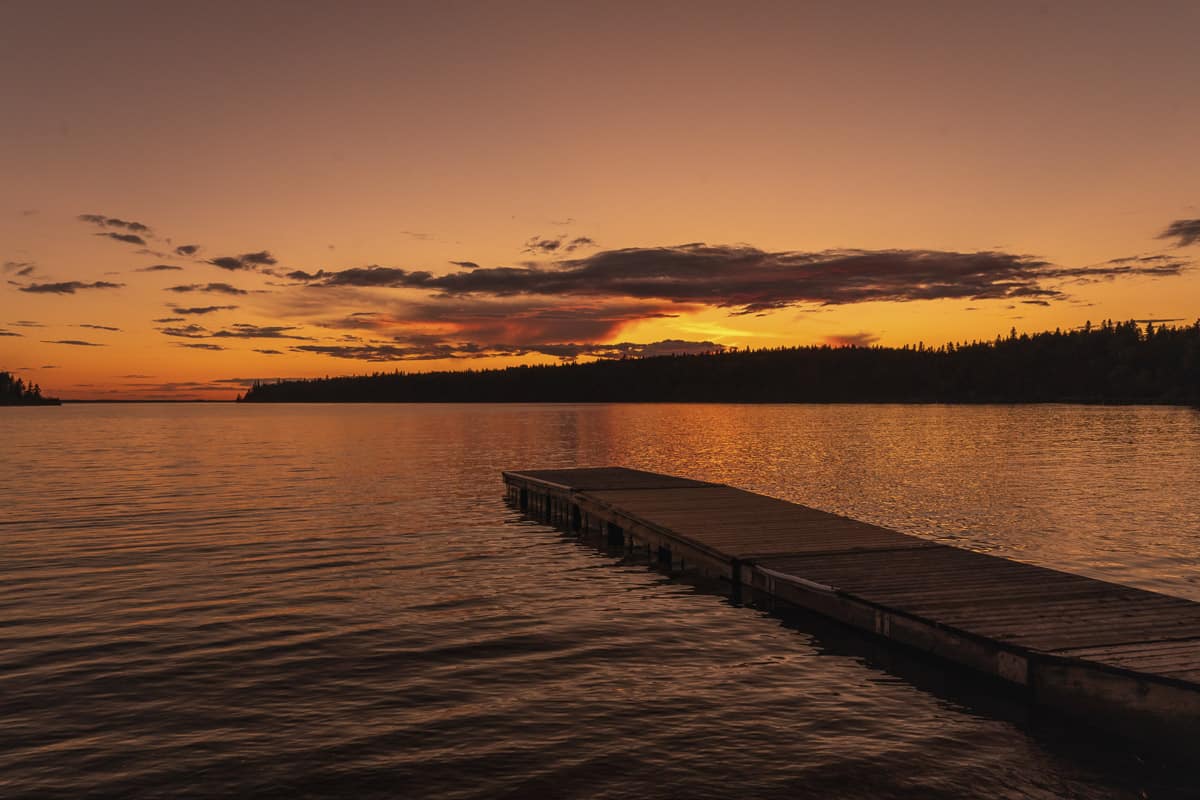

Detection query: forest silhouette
xmin=241 ymin=319 xmax=1200 ymax=405
xmin=0 ymin=372 xmax=59 ymax=405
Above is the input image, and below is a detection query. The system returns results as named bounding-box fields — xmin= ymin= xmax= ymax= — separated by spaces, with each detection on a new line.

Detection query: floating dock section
xmin=503 ymin=467 xmax=1200 ymax=743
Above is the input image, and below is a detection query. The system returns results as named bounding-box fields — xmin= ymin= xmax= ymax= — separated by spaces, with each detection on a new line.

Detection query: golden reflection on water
xmin=2 ymin=403 xmax=1198 ymax=798
xmin=498 ymin=403 xmax=1200 ymax=600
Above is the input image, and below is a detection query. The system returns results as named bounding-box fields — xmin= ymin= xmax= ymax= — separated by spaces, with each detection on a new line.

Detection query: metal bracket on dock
xmin=756 ymin=566 xmax=836 ymax=595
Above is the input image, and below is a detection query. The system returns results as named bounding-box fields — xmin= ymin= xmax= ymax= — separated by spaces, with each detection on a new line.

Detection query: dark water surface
xmin=3 ymin=403 xmax=1199 ymax=798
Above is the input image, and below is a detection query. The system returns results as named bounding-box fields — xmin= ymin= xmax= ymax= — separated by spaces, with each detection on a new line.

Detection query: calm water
xmin=3 ymin=403 xmax=1199 ymax=799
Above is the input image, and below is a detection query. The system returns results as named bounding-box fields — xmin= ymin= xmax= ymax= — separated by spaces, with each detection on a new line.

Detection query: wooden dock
xmin=503 ymin=467 xmax=1200 ymax=743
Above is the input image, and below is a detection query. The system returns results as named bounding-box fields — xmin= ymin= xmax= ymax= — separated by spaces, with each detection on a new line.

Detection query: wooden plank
xmin=585 ymin=486 xmax=936 ymax=558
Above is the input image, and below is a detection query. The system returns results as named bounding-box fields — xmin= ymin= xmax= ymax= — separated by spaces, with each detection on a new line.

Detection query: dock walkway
xmin=503 ymin=467 xmax=1200 ymax=742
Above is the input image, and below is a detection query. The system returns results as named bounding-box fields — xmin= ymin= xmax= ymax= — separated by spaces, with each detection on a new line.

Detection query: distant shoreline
xmin=239 ymin=320 xmax=1200 ymax=407
xmin=37 ymin=398 xmax=1200 ymax=406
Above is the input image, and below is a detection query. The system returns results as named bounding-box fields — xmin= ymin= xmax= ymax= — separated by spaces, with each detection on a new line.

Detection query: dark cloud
xmin=555 ymin=339 xmax=723 ymax=359
xmin=15 ymin=265 xmax=34 ymax=276
xmin=173 ymin=342 xmax=226 ymax=351
xmin=174 ymin=244 xmax=201 ymax=256
xmin=10 ymin=320 xmax=44 ymax=327
xmin=0 ymin=329 xmax=21 ymax=337
xmin=449 ymin=261 xmax=480 ymax=269
xmin=209 ymin=377 xmax=279 ymax=385
xmin=42 ymin=339 xmax=104 ymax=347
xmin=523 ymin=236 xmax=564 ymax=255
xmin=95 ymin=232 xmax=147 ymax=246
xmin=210 ymin=324 xmax=313 ymax=340
xmin=287 ymin=265 xmax=425 ymax=286
xmin=310 ymin=298 xmax=684 ymax=345
xmin=78 ymin=214 xmax=151 ymax=233
xmin=158 ymin=324 xmax=210 ymax=338
xmin=3 ymin=260 xmax=35 ymax=275
xmin=240 ymin=250 xmax=276 ymax=266
xmin=78 ymin=324 xmax=121 ymax=331
xmin=209 ymin=251 xmax=277 ymax=271
xmin=253 ymin=349 xmax=285 ymax=355
xmin=209 ymin=257 xmax=247 ymax=270
xmin=292 ymin=337 xmax=723 ymax=363
xmin=169 ymin=305 xmax=238 ymax=315
xmin=1020 ymin=299 xmax=1051 ymax=306
xmin=19 ymin=281 xmax=124 ymax=294
xmin=165 ymin=283 xmax=248 ymax=295
xmin=823 ymin=332 xmax=880 ymax=347
xmin=522 ymin=235 xmax=598 ymax=255
xmin=1131 ymin=318 xmax=1184 ymax=324
xmin=136 ymin=264 xmax=184 ymax=272
xmin=152 ymin=317 xmax=186 ymax=323
xmin=1158 ymin=219 xmax=1200 ymax=248
xmin=156 ymin=321 xmax=310 ymax=341
xmin=289 ymin=244 xmax=1186 ymax=314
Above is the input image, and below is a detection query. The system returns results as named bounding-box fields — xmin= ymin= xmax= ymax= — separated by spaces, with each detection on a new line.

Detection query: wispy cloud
xmin=0 ymin=328 xmax=21 ymax=337
xmin=208 ymin=251 xmax=277 ymax=271
xmin=42 ymin=339 xmax=105 ymax=347
xmin=95 ymin=232 xmax=147 ymax=246
xmin=3 ymin=260 xmax=35 ymax=276
xmin=522 ymin=235 xmax=598 ymax=255
xmin=78 ymin=324 xmax=121 ymax=331
xmin=165 ymin=283 xmax=248 ymax=295
xmin=158 ymin=324 xmax=210 ymax=338
xmin=173 ymin=342 xmax=226 ymax=351
xmin=19 ymin=281 xmax=124 ymax=294
xmin=210 ymin=324 xmax=313 ymax=340
xmin=136 ymin=264 xmax=184 ymax=272
xmin=823 ymin=331 xmax=880 ymax=347
xmin=78 ymin=214 xmax=151 ymax=234
xmin=169 ymin=305 xmax=238 ymax=315
xmin=1159 ymin=219 xmax=1200 ymax=248
xmin=174 ymin=244 xmax=201 ymax=256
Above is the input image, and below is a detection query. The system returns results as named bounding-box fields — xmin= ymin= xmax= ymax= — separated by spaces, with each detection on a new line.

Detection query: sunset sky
xmin=2 ymin=0 xmax=1198 ymax=399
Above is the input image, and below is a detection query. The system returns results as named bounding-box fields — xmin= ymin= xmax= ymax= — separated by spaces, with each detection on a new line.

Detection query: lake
xmin=3 ymin=403 xmax=1199 ymax=798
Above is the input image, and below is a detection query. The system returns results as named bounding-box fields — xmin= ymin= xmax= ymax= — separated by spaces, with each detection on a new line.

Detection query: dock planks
xmin=503 ymin=466 xmax=1200 ymax=744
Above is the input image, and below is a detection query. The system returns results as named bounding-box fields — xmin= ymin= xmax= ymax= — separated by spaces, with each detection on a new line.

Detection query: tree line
xmin=0 ymin=371 xmax=60 ymax=406
xmin=239 ymin=319 xmax=1200 ymax=405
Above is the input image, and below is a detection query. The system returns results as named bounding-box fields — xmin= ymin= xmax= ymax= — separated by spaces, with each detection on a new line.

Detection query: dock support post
xmin=606 ymin=521 xmax=624 ymax=548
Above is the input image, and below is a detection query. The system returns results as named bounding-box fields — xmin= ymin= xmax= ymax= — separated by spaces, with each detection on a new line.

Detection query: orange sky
xmin=2 ymin=1 xmax=1198 ymax=399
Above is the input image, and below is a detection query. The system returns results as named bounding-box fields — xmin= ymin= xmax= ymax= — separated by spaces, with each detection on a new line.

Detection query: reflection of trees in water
xmin=241 ymin=319 xmax=1200 ymax=406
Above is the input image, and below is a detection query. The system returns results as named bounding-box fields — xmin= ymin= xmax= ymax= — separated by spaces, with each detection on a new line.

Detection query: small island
xmin=1 ymin=371 xmax=61 ymax=406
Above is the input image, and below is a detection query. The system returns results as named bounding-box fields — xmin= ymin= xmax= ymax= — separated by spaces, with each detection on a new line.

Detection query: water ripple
xmin=2 ymin=403 xmax=1196 ymax=798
